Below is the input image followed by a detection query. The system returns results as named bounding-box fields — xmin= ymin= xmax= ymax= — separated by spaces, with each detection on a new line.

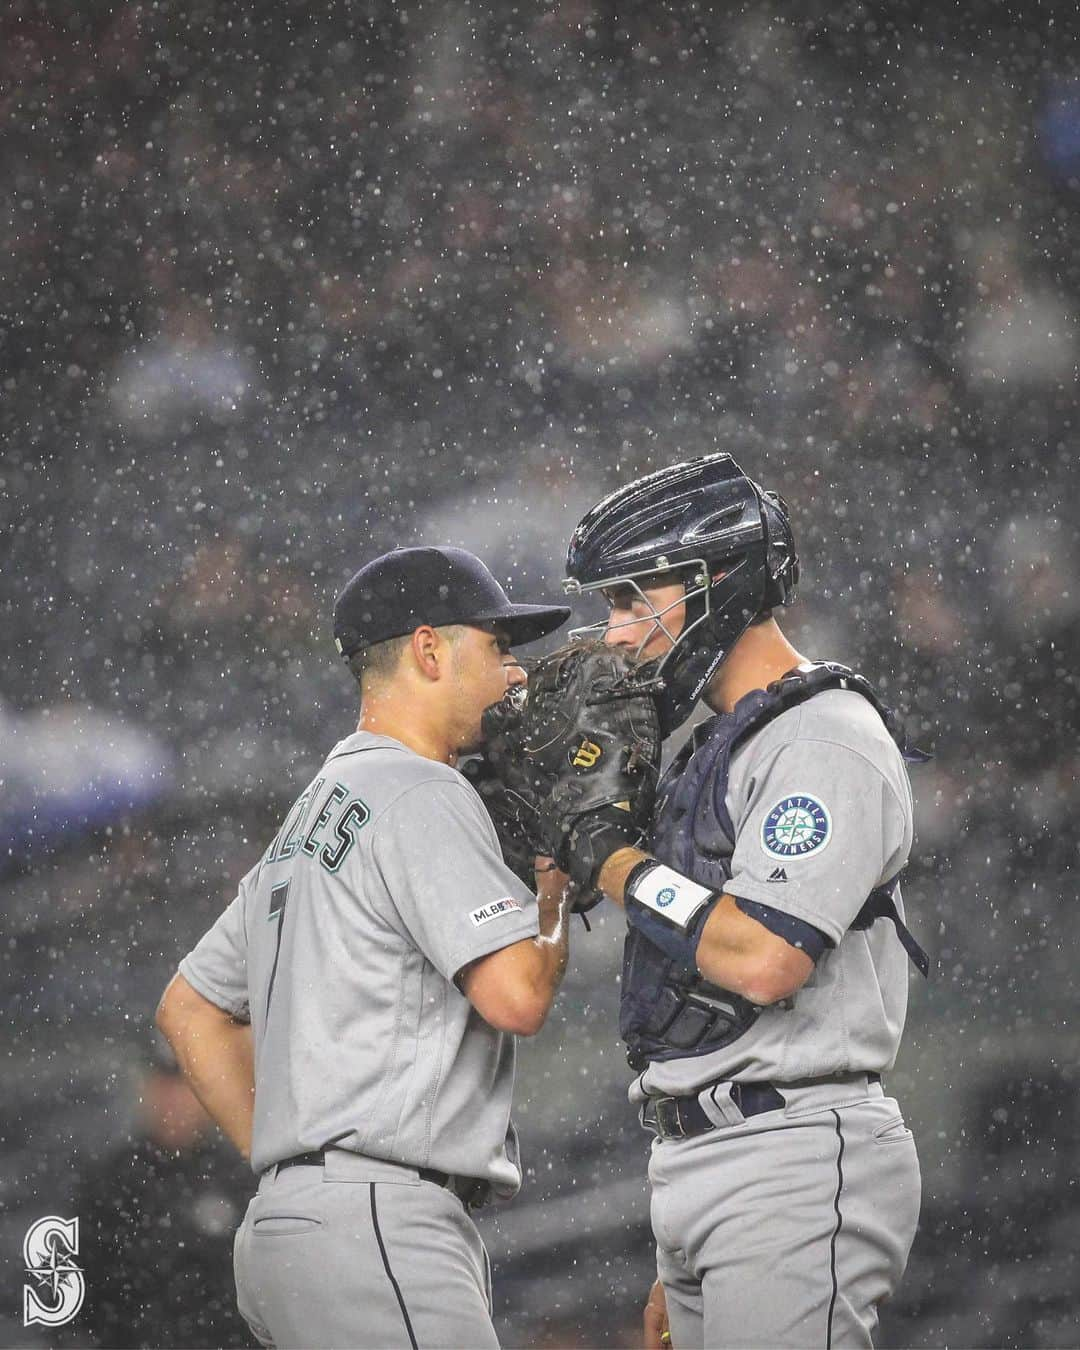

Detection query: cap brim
xmin=467 ymin=602 xmax=571 ymax=646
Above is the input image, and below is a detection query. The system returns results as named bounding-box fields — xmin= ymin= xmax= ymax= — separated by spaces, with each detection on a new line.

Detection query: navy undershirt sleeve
xmin=734 ymin=897 xmax=832 ymax=962
xmin=625 ymin=895 xmax=718 ymax=976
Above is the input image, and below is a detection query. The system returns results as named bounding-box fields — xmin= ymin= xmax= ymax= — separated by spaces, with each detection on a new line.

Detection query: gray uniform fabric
xmin=234 ymin=1153 xmax=499 ymax=1350
xmin=635 ymin=687 xmax=922 ymax=1348
xmin=635 ymin=690 xmax=915 ymax=1097
xmin=651 ymin=1080 xmax=920 ymax=1350
xmin=178 ymin=731 xmax=539 ymax=1348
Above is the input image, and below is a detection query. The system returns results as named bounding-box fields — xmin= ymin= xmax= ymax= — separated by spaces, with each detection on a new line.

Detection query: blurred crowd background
xmin=2 ymin=1 xmax=1078 ymax=1346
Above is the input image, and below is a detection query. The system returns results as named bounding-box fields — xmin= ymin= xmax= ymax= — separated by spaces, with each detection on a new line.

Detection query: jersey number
xmin=265 ymin=880 xmax=290 ymax=1019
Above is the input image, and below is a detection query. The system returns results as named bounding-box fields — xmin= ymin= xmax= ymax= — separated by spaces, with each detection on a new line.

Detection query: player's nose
xmin=604 ymin=617 xmax=634 ymax=648
xmin=503 ymin=658 xmax=527 ymax=687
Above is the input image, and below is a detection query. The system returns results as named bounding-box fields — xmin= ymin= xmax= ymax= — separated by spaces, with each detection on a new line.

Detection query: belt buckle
xmin=653 ymin=1096 xmax=685 ymax=1140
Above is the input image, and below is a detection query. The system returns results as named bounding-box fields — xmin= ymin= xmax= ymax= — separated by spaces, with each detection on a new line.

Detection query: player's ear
xmin=410 ymin=625 xmax=442 ymax=681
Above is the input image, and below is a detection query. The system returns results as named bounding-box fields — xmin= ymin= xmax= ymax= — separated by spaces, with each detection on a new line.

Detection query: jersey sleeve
xmin=371 ymin=778 xmax=539 ymax=983
xmin=177 ymin=869 xmax=254 ymax=1020
xmin=724 ymin=737 xmax=911 ymax=946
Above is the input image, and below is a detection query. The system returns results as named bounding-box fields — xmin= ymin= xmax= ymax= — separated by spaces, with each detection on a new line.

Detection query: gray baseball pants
xmin=233 ymin=1150 xmax=499 ymax=1349
xmin=648 ymin=1078 xmax=921 ymax=1349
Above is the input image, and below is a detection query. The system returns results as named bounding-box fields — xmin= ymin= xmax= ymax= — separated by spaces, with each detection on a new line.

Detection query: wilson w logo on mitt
xmin=570 ymin=739 xmax=603 ymax=769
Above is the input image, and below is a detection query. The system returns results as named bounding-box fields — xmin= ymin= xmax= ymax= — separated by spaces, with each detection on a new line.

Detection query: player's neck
xmin=704 ymin=619 xmax=808 ymax=715
xmin=357 ymin=699 xmax=454 ymax=765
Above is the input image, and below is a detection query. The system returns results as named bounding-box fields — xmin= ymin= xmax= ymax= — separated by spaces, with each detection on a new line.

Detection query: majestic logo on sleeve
xmin=761 ymin=794 xmax=832 ymax=859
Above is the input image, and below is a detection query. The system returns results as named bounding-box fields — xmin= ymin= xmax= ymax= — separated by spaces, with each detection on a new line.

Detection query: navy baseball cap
xmin=333 ymin=546 xmax=571 ymax=658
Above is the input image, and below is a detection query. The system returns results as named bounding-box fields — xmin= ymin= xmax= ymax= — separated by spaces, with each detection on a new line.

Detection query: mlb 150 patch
xmin=469 ymin=897 xmax=524 ymax=926
xmin=761 ymin=794 xmax=832 ymax=859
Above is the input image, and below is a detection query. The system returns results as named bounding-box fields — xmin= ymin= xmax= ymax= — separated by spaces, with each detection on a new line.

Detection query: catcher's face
xmin=449 ymin=622 xmax=525 ymax=754
xmin=602 ymin=578 xmax=687 ymax=662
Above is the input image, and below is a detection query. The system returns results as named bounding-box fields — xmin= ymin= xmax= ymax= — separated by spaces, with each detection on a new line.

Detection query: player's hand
xmin=643 ymin=1278 xmax=670 ymax=1349
xmin=534 ymin=857 xmax=573 ymax=902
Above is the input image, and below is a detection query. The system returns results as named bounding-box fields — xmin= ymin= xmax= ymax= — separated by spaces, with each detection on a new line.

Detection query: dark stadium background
xmin=2 ymin=2 xmax=1077 ymax=1346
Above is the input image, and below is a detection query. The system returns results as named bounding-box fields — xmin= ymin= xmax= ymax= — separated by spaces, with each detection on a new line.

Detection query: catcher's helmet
xmin=564 ymin=453 xmax=798 ymax=734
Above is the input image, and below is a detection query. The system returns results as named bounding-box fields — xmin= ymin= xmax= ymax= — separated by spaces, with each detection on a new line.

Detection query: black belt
xmin=273 ymin=1149 xmax=491 ymax=1209
xmin=643 ymin=1073 xmax=881 ymax=1141
xmin=275 ymin=1149 xmax=328 ymax=1171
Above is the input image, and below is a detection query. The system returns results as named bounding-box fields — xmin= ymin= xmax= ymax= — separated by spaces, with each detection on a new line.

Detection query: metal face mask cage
xmin=562 ymin=557 xmax=715 ymax=675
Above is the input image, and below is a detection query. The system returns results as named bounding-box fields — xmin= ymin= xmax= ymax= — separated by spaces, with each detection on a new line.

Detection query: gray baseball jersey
xmin=179 ymin=731 xmax=539 ymax=1190
xmin=635 ymin=688 xmax=915 ymax=1100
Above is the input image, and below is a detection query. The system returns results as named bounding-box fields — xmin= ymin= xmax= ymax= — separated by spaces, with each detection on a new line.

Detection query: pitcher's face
xmin=449 ymin=623 xmax=525 ymax=755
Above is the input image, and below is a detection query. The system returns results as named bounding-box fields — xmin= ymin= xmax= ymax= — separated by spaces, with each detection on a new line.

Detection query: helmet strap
xmin=649 ymin=556 xmax=764 ymax=735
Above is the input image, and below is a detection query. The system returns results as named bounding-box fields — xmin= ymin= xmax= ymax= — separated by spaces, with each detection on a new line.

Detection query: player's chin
xmin=456 ymin=723 xmax=486 ymax=757
xmin=617 ymin=640 xmax=665 ymax=668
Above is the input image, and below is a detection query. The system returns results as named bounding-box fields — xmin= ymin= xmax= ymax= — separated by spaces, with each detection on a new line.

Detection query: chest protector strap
xmin=620 ymin=662 xmax=930 ymax=1071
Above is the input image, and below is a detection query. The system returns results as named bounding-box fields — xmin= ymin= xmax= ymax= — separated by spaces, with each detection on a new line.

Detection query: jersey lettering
xmin=266 ymin=787 xmax=314 ymax=864
xmin=301 ymin=783 xmax=349 ymax=857
xmin=279 ymin=779 xmax=324 ymax=860
xmin=265 ymin=880 xmax=291 ymax=1018
xmin=320 ymin=799 xmax=371 ymax=873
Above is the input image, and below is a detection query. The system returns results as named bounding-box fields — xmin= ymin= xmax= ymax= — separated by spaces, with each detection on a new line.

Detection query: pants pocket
xmin=252 ymin=1215 xmax=324 ymax=1236
xmin=872 ymin=1113 xmax=914 ymax=1144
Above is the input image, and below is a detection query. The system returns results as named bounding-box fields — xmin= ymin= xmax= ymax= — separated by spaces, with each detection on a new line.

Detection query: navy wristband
xmin=624 ymin=858 xmax=722 ymax=973
xmin=624 ymin=859 xmax=717 ymax=932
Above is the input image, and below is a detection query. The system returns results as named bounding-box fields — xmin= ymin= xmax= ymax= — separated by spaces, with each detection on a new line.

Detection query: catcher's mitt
xmin=460 ymin=754 xmax=537 ymax=888
xmin=481 ymin=640 xmax=663 ymax=893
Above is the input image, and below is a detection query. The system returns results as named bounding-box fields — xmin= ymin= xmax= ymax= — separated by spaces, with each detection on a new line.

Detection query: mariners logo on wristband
xmin=761 ymin=794 xmax=832 ymax=858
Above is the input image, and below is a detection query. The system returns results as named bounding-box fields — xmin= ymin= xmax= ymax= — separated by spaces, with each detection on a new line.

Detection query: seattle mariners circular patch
xmin=761 ymin=794 xmax=832 ymax=858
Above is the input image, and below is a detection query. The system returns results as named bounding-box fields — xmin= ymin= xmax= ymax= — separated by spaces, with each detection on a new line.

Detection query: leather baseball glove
xmin=460 ymin=754 xmax=538 ymax=889
xmin=480 ymin=640 xmax=663 ymax=897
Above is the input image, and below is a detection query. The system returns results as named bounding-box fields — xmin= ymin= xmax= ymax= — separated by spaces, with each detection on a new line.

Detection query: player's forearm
xmin=531 ymin=868 xmax=571 ymax=1000
xmin=186 ymin=1023 xmax=255 ymax=1157
xmin=693 ymin=899 xmax=812 ymax=1003
xmin=170 ymin=1017 xmax=255 ymax=1158
xmin=596 ymin=845 xmax=649 ymax=906
xmin=157 ymin=979 xmax=256 ymax=1158
xmin=457 ymin=872 xmax=570 ymax=1036
xmin=596 ymin=847 xmax=811 ymax=1002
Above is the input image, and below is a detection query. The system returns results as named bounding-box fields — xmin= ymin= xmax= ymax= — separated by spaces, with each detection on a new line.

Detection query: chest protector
xmin=620 ymin=662 xmax=929 ymax=1071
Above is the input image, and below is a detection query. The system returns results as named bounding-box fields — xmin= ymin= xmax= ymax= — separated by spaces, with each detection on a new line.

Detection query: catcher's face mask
xmin=564 ymin=563 xmax=714 ymax=673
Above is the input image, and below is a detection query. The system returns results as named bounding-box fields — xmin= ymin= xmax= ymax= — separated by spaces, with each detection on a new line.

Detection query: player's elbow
xmin=155 ymin=975 xmax=185 ymax=1042
xmin=156 ymin=973 xmax=229 ymax=1046
xmin=459 ymin=942 xmax=557 ymax=1036
xmin=740 ymin=948 xmax=814 ymax=1006
xmin=484 ymin=989 xmax=551 ymax=1038
xmin=695 ymin=936 xmax=813 ymax=1006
